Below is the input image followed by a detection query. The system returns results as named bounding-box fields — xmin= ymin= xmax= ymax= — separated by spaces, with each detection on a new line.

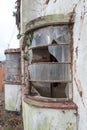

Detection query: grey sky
xmin=0 ymin=0 xmax=19 ymax=61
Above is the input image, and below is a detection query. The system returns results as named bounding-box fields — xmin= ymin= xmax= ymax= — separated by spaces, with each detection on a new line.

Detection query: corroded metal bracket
xmin=25 ymin=14 xmax=74 ymax=33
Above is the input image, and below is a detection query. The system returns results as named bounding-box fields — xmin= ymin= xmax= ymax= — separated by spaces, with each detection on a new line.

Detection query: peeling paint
xmin=74 ymin=78 xmax=83 ymax=97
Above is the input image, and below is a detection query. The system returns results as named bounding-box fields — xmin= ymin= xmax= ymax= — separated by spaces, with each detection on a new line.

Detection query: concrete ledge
xmin=5 ymin=48 xmax=20 ymax=54
xmin=25 ymin=14 xmax=74 ymax=33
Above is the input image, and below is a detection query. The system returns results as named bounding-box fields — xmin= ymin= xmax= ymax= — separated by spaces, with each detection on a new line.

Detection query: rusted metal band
xmin=29 ymin=80 xmax=72 ymax=83
xmin=28 ymin=43 xmax=70 ymax=50
xmin=5 ymin=48 xmax=20 ymax=54
xmin=29 ymin=62 xmax=71 ymax=65
xmin=5 ymin=81 xmax=21 ymax=85
xmin=24 ymin=96 xmax=77 ymax=110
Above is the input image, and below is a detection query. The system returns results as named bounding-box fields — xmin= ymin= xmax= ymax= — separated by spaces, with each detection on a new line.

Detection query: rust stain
xmin=75 ymin=46 xmax=78 ymax=58
xmin=74 ymin=112 xmax=78 ymax=116
xmin=68 ymin=25 xmax=73 ymax=82
xmin=24 ymin=96 xmax=77 ymax=110
xmin=22 ymin=35 xmax=29 ymax=50
xmin=74 ymin=78 xmax=83 ymax=97
xmin=74 ymin=60 xmax=77 ymax=73
xmin=68 ymin=12 xmax=75 ymax=23
xmin=45 ymin=0 xmax=50 ymax=4
xmin=5 ymin=81 xmax=21 ymax=85
xmin=74 ymin=78 xmax=86 ymax=107
xmin=62 ymin=110 xmax=65 ymax=114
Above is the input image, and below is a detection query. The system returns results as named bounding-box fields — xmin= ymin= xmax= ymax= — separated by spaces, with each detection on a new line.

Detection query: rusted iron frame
xmin=29 ymin=80 xmax=72 ymax=83
xmin=28 ymin=96 xmax=68 ymax=102
xmin=5 ymin=81 xmax=21 ymax=85
xmin=29 ymin=62 xmax=71 ymax=65
xmin=28 ymin=43 xmax=70 ymax=50
xmin=24 ymin=96 xmax=77 ymax=110
xmin=4 ymin=48 xmax=20 ymax=54
xmin=68 ymin=25 xmax=73 ymax=99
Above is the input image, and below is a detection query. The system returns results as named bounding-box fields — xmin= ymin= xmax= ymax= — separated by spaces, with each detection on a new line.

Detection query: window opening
xmin=28 ymin=25 xmax=72 ymax=99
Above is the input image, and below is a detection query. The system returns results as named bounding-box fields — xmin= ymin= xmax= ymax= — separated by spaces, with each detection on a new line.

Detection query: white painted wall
xmin=5 ymin=84 xmax=22 ymax=111
xmin=21 ymin=0 xmax=87 ymax=129
xmin=21 ymin=0 xmax=46 ymax=33
xmin=73 ymin=2 xmax=87 ymax=129
xmin=23 ymin=101 xmax=77 ymax=130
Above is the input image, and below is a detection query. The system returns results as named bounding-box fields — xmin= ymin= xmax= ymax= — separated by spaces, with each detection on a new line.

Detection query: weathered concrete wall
xmin=5 ymin=49 xmax=21 ymax=112
xmin=21 ymin=0 xmax=46 ymax=33
xmin=73 ymin=2 xmax=87 ymax=130
xmin=5 ymin=84 xmax=21 ymax=111
xmin=5 ymin=49 xmax=21 ymax=82
xmin=20 ymin=0 xmax=81 ymax=33
xmin=23 ymin=101 xmax=77 ymax=130
xmin=21 ymin=0 xmax=87 ymax=130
